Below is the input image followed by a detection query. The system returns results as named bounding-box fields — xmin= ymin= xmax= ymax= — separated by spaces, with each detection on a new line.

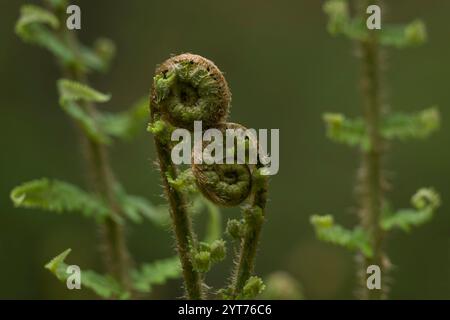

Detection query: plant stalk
xmin=152 ymin=134 xmax=204 ymax=299
xmin=356 ymin=0 xmax=387 ymax=300
xmin=231 ymin=168 xmax=268 ymax=298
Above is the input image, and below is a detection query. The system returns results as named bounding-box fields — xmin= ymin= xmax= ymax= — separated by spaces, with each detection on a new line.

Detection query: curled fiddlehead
xmin=152 ymin=53 xmax=231 ymax=130
xmin=191 ymin=123 xmax=254 ymax=207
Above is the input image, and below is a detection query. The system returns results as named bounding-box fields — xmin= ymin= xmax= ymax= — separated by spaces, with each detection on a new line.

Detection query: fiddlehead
xmin=152 ymin=53 xmax=231 ymax=130
xmin=191 ymin=123 xmax=253 ymax=207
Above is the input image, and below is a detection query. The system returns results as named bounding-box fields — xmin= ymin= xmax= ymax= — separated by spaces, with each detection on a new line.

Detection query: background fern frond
xmin=310 ymin=215 xmax=373 ymax=258
xmin=131 ymin=257 xmax=181 ymax=293
xmin=381 ymin=188 xmax=441 ymax=232
xmin=10 ymin=179 xmax=110 ymax=221
xmin=45 ymin=249 xmax=128 ymax=299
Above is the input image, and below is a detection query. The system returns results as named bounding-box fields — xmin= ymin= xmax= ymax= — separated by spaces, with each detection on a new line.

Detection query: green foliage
xmin=381 ymin=188 xmax=441 ymax=232
xmin=15 ymin=4 xmax=114 ymax=72
xmin=57 ymin=79 xmax=112 ymax=144
xmin=192 ymin=251 xmax=212 ymax=273
xmin=310 ymin=215 xmax=373 ymax=258
xmin=241 ymin=276 xmax=266 ymax=299
xmin=98 ymin=97 xmax=149 ymax=141
xmin=10 ymin=179 xmax=110 ymax=221
xmin=380 ymin=20 xmax=427 ymax=48
xmin=114 ymin=184 xmax=169 ymax=225
xmin=226 ymin=219 xmax=243 ymax=240
xmin=57 ymin=79 xmax=149 ymax=144
xmin=45 ymin=249 xmax=128 ymax=299
xmin=323 ymin=107 xmax=440 ymax=150
xmin=9 ymin=178 xmax=169 ymax=226
xmin=131 ymin=257 xmax=181 ymax=293
xmin=382 ymin=107 xmax=440 ymax=140
xmin=46 ymin=249 xmax=181 ymax=297
xmin=14 ymin=1 xmax=174 ymax=300
xmin=318 ymin=0 xmax=440 ymax=300
xmin=323 ymin=0 xmax=427 ymax=48
xmin=191 ymin=239 xmax=227 ymax=273
xmin=58 ymin=79 xmax=111 ymax=104
xmin=323 ymin=113 xmax=369 ymax=150
xmin=15 ymin=5 xmax=72 ymax=63
xmin=16 ymin=5 xmax=59 ymax=34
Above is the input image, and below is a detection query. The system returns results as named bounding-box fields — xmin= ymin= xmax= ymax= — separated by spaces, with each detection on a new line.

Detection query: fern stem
xmin=231 ymin=168 xmax=268 ymax=298
xmin=152 ymin=133 xmax=204 ymax=300
xmin=356 ymin=0 xmax=388 ymax=300
xmin=81 ymin=128 xmax=132 ymax=293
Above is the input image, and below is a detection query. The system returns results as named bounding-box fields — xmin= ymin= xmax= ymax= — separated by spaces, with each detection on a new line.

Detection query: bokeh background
xmin=1 ymin=0 xmax=449 ymax=299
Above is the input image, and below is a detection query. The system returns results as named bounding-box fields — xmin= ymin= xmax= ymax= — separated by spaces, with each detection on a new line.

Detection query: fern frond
xmin=310 ymin=215 xmax=373 ymax=258
xmin=382 ymin=107 xmax=440 ymax=140
xmin=10 ymin=179 xmax=110 ymax=221
xmin=131 ymin=257 xmax=181 ymax=293
xmin=45 ymin=249 xmax=128 ymax=299
xmin=98 ymin=97 xmax=149 ymax=140
xmin=381 ymin=188 xmax=441 ymax=232
xmin=323 ymin=113 xmax=369 ymax=150
xmin=114 ymin=184 xmax=169 ymax=225
xmin=58 ymin=79 xmax=111 ymax=104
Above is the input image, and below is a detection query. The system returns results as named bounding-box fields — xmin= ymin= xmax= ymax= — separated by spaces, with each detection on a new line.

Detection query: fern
xmin=131 ymin=257 xmax=181 ymax=293
xmin=98 ymin=97 xmax=149 ymax=140
xmin=10 ymin=179 xmax=110 ymax=221
xmin=314 ymin=0 xmax=441 ymax=299
xmin=310 ymin=215 xmax=373 ymax=258
xmin=323 ymin=0 xmax=427 ymax=47
xmin=45 ymin=249 xmax=128 ymax=299
xmin=381 ymin=188 xmax=441 ymax=232
xmin=46 ymin=249 xmax=181 ymax=297
xmin=323 ymin=107 xmax=440 ymax=150
xmin=114 ymin=184 xmax=169 ymax=226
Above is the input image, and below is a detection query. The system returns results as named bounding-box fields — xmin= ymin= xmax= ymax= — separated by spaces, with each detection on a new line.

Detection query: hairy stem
xmin=231 ymin=169 xmax=268 ymax=298
xmin=81 ymin=127 xmax=132 ymax=292
xmin=152 ymin=132 xmax=204 ymax=299
xmin=356 ymin=0 xmax=387 ymax=300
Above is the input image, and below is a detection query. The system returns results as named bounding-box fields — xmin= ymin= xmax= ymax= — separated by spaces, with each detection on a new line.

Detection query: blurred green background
xmin=1 ymin=0 xmax=449 ymax=299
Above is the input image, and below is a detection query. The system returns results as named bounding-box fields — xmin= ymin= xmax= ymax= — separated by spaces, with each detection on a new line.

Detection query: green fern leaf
xmin=324 ymin=107 xmax=440 ymax=149
xmin=79 ymin=38 xmax=116 ymax=73
xmin=10 ymin=178 xmax=110 ymax=221
xmin=310 ymin=215 xmax=373 ymax=258
xmin=114 ymin=184 xmax=169 ymax=225
xmin=15 ymin=5 xmax=75 ymax=64
xmin=45 ymin=249 xmax=128 ymax=299
xmin=57 ymin=79 xmax=112 ymax=144
xmin=131 ymin=257 xmax=181 ymax=293
xmin=382 ymin=107 xmax=440 ymax=140
xmin=58 ymin=79 xmax=111 ymax=104
xmin=323 ymin=1 xmax=427 ymax=49
xmin=15 ymin=5 xmax=59 ymax=35
xmin=380 ymin=20 xmax=427 ymax=48
xmin=98 ymin=97 xmax=149 ymax=140
xmin=323 ymin=113 xmax=370 ymax=150
xmin=381 ymin=188 xmax=441 ymax=232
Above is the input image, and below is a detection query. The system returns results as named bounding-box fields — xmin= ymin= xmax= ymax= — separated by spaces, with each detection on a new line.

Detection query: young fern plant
xmin=148 ymin=54 xmax=269 ymax=300
xmin=310 ymin=0 xmax=441 ymax=299
xmin=10 ymin=0 xmax=185 ymax=299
